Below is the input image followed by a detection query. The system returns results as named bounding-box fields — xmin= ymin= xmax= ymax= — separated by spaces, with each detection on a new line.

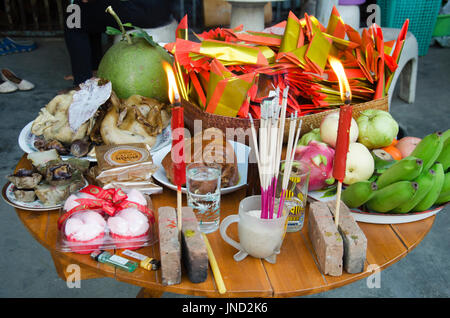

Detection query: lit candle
xmin=163 ymin=62 xmax=185 ymax=232
xmin=328 ymin=56 xmax=353 ymax=226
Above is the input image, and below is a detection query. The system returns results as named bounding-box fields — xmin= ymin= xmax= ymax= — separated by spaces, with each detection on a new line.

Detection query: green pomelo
xmin=97 ymin=37 xmax=173 ymax=102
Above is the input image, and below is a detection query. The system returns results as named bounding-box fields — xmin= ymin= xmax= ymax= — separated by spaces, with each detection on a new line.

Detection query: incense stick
xmin=334 ymin=182 xmax=342 ymax=227
xmin=202 ymin=233 xmax=226 ymax=294
xmin=268 ymin=87 xmax=289 ymax=219
xmin=278 ymin=117 xmax=302 ymax=218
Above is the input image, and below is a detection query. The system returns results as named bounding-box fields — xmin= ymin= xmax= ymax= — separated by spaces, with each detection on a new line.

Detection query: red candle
xmin=171 ymin=106 xmax=186 ymax=188
xmin=164 ymin=61 xmax=186 ymax=189
xmin=332 ymin=104 xmax=353 ymax=182
xmin=328 ymin=56 xmax=353 ymax=183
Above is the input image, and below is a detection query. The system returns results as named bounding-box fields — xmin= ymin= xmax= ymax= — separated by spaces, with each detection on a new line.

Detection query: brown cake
xmin=162 ymin=128 xmax=240 ymax=188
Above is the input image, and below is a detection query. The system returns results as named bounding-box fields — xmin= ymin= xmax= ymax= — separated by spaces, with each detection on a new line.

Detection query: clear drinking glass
xmin=276 ymin=160 xmax=310 ymax=232
xmin=186 ymin=163 xmax=221 ymax=233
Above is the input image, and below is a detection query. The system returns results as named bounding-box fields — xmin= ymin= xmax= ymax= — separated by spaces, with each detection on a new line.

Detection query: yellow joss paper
xmin=277 ymin=44 xmax=308 ymax=68
xmin=205 ymin=75 xmax=255 ymax=117
xmin=205 ymin=60 xmax=255 ymax=117
xmin=305 ymin=30 xmax=331 ymax=74
xmin=199 ymin=40 xmax=275 ymax=65
xmin=176 ymin=15 xmax=188 ymax=40
xmin=205 ymin=59 xmax=233 ymax=106
xmin=326 ymin=6 xmax=346 ymax=39
xmin=280 ymin=11 xmax=303 ymax=53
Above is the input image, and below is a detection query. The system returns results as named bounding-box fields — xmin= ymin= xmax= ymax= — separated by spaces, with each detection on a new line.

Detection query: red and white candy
xmin=65 ymin=210 xmax=106 ymax=242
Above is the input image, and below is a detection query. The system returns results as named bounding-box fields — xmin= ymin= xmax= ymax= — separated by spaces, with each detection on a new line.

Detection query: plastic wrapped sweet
xmin=56 ymin=185 xmax=156 ymax=254
xmin=89 ymin=143 xmax=162 ymax=195
xmin=64 ymin=192 xmax=99 ymax=212
xmin=64 ymin=210 xmax=106 ymax=254
xmin=108 ymin=208 xmax=150 ymax=249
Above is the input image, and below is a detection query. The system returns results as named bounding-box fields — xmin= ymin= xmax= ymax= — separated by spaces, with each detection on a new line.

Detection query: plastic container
xmin=377 ymin=0 xmax=442 ymax=55
xmin=56 ymin=186 xmax=157 ymax=254
xmin=433 ymin=14 xmax=450 ymax=37
xmin=339 ymin=0 xmax=366 ymax=5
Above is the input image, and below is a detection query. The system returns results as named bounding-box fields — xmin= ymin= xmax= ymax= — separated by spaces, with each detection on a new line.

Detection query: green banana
xmin=366 ymin=181 xmax=418 ymax=213
xmin=372 ymin=149 xmax=396 ymax=170
xmin=342 ymin=181 xmax=378 ymax=208
xmin=413 ymin=163 xmax=444 ymax=211
xmin=441 ymin=128 xmax=450 ymax=143
xmin=376 ymin=156 xmax=423 ymax=189
xmin=435 ymin=172 xmax=450 ymax=205
xmin=391 ymin=168 xmax=435 ymax=213
xmin=410 ymin=132 xmax=444 ymax=171
xmin=435 ymin=137 xmax=450 ymax=171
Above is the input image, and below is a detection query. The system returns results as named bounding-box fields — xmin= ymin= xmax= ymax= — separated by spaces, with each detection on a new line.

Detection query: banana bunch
xmin=342 ymin=129 xmax=450 ymax=213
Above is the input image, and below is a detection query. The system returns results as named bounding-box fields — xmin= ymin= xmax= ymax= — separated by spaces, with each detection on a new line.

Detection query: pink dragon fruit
xmin=294 ymin=140 xmax=336 ymax=191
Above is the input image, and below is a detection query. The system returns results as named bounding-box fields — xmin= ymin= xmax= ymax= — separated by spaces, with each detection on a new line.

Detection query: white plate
xmin=3 ymin=182 xmax=62 ymax=211
xmin=152 ymin=140 xmax=250 ymax=195
xmin=347 ymin=204 xmax=448 ymax=224
xmin=18 ymin=121 xmax=172 ymax=161
xmin=308 ymin=185 xmax=449 ymax=224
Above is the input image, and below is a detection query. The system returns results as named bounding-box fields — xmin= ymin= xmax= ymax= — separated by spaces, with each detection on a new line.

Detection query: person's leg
xmin=64 ymin=27 xmax=93 ymax=86
xmin=89 ymin=33 xmax=103 ymax=72
xmin=63 ymin=0 xmax=100 ymax=86
xmin=63 ymin=0 xmax=175 ymax=85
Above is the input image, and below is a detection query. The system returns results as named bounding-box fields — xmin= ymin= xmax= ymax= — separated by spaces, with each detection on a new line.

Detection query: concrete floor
xmin=0 ymin=38 xmax=449 ymax=298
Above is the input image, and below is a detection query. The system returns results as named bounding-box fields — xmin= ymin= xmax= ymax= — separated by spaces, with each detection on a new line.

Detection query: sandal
xmin=0 ymin=37 xmax=37 ymax=56
xmin=0 ymin=78 xmax=18 ymax=93
xmin=1 ymin=68 xmax=35 ymax=91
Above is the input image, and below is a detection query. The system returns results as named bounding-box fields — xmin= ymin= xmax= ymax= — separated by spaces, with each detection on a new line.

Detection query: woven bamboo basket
xmin=182 ymin=95 xmax=389 ymax=145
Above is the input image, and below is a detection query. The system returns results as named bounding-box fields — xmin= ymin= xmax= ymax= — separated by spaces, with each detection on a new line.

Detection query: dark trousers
xmin=64 ymin=0 xmax=174 ymax=86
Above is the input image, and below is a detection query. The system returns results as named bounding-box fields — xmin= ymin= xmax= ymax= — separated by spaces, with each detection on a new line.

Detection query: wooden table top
xmin=10 ymin=154 xmax=436 ymax=298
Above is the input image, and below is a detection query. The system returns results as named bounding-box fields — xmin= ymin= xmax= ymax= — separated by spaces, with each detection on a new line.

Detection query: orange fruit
xmin=390 ymin=138 xmax=399 ymax=146
xmin=382 ymin=145 xmax=402 ymax=160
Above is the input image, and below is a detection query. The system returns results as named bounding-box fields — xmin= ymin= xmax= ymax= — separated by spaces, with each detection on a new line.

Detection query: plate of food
xmin=344 ymin=203 xmax=448 ymax=224
xmin=152 ymin=128 xmax=251 ymax=195
xmin=2 ymin=150 xmax=89 ymax=211
xmin=3 ymin=182 xmax=62 ymax=211
xmin=18 ymin=121 xmax=172 ymax=161
xmin=18 ymin=79 xmax=172 ymax=161
xmin=308 ymin=185 xmax=449 ymax=224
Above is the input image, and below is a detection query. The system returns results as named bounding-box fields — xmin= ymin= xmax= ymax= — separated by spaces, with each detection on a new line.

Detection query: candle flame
xmin=163 ymin=61 xmax=180 ymax=104
xmin=328 ymin=56 xmax=352 ymax=103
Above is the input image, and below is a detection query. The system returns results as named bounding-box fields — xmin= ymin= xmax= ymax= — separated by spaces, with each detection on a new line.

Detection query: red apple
xmin=396 ymin=136 xmax=422 ymax=158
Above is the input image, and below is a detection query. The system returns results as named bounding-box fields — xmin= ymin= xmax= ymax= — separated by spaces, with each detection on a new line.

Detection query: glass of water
xmin=186 ymin=163 xmax=221 ymax=233
xmin=276 ymin=160 xmax=310 ymax=232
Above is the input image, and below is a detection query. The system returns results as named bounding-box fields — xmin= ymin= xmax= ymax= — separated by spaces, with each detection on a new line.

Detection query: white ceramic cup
xmin=219 ymin=195 xmax=288 ymax=264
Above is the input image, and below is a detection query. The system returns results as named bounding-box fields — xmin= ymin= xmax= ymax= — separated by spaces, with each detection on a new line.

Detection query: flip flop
xmin=0 ymin=37 xmax=37 ymax=56
xmin=1 ymin=68 xmax=35 ymax=91
xmin=0 ymin=78 xmax=18 ymax=93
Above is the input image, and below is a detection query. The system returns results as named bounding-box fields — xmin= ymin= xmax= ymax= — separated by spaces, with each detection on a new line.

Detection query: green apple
xmin=357 ymin=109 xmax=399 ymax=149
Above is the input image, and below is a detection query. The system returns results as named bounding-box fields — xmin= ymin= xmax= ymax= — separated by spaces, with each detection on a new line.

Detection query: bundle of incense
xmin=249 ymin=86 xmax=302 ymax=219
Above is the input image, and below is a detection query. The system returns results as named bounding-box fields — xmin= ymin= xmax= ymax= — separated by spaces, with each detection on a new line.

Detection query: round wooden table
xmin=9 ymin=155 xmax=436 ymax=298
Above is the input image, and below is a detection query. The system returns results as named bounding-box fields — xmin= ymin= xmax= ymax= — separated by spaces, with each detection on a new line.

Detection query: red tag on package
xmin=57 ymin=185 xmax=153 ymax=229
